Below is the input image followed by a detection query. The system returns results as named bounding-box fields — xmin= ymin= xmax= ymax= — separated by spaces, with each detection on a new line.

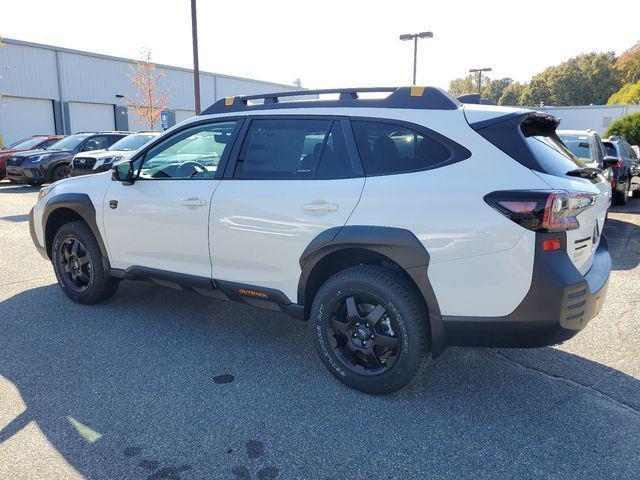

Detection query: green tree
xmin=497 ymin=82 xmax=526 ymax=106
xmin=605 ymin=112 xmax=640 ymax=145
xmin=607 ymin=80 xmax=640 ymax=104
xmin=520 ymin=52 xmax=620 ymax=106
xmin=448 ymin=75 xmax=512 ymax=104
xmin=484 ymin=77 xmax=513 ymax=104
xmin=615 ymin=42 xmax=640 ymax=84
xmin=448 ymin=74 xmax=482 ymax=97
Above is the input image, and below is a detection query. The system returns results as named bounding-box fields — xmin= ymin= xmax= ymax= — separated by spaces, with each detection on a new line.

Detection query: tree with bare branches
xmin=126 ymin=49 xmax=171 ymax=130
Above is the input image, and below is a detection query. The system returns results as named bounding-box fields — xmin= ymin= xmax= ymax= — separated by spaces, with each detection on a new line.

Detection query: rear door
xmin=209 ymin=116 xmax=365 ymax=301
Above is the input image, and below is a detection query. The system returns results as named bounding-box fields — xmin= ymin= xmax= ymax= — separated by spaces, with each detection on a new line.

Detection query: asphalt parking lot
xmin=0 ymin=179 xmax=639 ymax=480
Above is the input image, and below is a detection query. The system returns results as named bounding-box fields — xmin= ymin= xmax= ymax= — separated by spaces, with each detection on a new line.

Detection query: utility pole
xmin=190 ymin=0 xmax=201 ymax=114
xmin=399 ymin=31 xmax=433 ymax=85
xmin=469 ymin=67 xmax=492 ymax=95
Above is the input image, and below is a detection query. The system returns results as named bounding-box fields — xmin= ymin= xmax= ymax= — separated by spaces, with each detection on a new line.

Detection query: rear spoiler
xmin=467 ymin=111 xmax=562 ymax=172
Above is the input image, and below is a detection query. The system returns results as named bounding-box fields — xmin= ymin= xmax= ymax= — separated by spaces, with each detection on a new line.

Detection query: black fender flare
xmin=42 ymin=193 xmax=110 ymax=269
xmin=298 ymin=225 xmax=446 ymax=356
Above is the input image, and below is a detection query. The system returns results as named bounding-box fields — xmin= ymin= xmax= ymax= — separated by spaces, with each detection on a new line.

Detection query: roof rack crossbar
xmin=201 ymin=86 xmax=460 ymax=115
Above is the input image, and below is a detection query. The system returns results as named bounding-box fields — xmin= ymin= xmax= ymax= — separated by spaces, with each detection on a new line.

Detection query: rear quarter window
xmin=351 ymin=119 xmax=469 ymax=176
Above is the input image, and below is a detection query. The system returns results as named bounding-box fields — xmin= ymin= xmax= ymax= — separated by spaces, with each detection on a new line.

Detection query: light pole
xmin=469 ymin=67 xmax=492 ymax=95
xmin=399 ymin=31 xmax=433 ymax=85
xmin=190 ymin=0 xmax=201 ymax=114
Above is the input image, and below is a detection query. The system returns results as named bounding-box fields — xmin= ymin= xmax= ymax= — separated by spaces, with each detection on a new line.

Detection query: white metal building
xmin=530 ymin=104 xmax=640 ymax=136
xmin=0 ymin=38 xmax=297 ymax=146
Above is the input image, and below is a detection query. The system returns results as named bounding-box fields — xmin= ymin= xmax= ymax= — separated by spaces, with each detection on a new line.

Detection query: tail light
xmin=484 ymin=190 xmax=597 ymax=232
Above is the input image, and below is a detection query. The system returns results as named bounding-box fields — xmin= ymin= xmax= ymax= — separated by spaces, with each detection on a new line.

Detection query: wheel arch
xmin=298 ymin=226 xmax=447 ymax=356
xmin=43 ymin=193 xmax=110 ymax=269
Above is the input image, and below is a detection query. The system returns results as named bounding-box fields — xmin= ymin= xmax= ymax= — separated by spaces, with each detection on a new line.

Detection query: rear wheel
xmin=310 ymin=265 xmax=430 ymax=394
xmin=51 ymin=163 xmax=70 ymax=182
xmin=632 ymin=187 xmax=640 ymax=199
xmin=613 ymin=182 xmax=629 ymax=205
xmin=52 ymin=221 xmax=119 ymax=304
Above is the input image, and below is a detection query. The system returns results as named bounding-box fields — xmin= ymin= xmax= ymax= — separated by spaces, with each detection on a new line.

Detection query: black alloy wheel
xmin=328 ymin=293 xmax=401 ymax=375
xmin=57 ymin=237 xmax=93 ymax=292
xmin=53 ymin=164 xmax=70 ymax=181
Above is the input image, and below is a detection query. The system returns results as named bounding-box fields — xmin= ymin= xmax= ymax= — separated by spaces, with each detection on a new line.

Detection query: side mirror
xmin=603 ymin=156 xmax=621 ymax=168
xmin=112 ymin=161 xmax=135 ymax=185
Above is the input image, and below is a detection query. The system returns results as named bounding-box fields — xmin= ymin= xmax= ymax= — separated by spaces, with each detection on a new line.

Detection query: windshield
xmin=6 ymin=137 xmax=45 ymax=150
xmin=559 ymin=135 xmax=592 ymax=163
xmin=108 ymin=134 xmax=157 ymax=151
xmin=525 ymin=135 xmax=587 ymax=176
xmin=48 ymin=135 xmax=89 ymax=150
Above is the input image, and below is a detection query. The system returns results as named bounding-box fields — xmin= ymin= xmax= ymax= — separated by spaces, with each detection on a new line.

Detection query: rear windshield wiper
xmin=566 ymin=167 xmax=602 ymax=180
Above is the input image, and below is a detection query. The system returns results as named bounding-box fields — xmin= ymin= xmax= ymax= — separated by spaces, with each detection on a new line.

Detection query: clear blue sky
xmin=2 ymin=0 xmax=639 ymax=89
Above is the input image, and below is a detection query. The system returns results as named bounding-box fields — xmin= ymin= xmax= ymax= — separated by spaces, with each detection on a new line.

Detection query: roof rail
xmin=72 ymin=131 xmax=133 ymax=135
xmin=201 ymin=86 xmax=460 ymax=115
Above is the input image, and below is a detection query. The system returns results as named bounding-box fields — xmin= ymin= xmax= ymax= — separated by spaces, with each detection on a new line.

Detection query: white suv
xmin=29 ymin=87 xmax=612 ymax=394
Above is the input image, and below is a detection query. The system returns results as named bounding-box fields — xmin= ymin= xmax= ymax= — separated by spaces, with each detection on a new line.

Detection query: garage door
xmin=0 ymin=96 xmax=56 ymax=147
xmin=175 ymin=110 xmax=196 ymax=124
xmin=69 ymin=102 xmax=115 ymax=133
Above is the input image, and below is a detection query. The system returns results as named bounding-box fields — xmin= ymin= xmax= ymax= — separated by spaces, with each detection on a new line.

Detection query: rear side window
xmin=603 ymin=142 xmax=618 ymax=157
xmin=234 ymin=119 xmax=354 ymax=179
xmin=351 ymin=120 xmax=453 ymax=176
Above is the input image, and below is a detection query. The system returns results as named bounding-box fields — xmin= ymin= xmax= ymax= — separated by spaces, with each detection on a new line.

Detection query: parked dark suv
xmin=0 ymin=135 xmax=64 ymax=180
xmin=602 ymin=136 xmax=640 ymax=205
xmin=6 ymin=132 xmax=129 ymax=185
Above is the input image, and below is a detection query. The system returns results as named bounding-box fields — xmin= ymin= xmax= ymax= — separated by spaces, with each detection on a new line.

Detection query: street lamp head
xmin=399 ymin=34 xmax=415 ymax=41
xmin=469 ymin=67 xmax=492 ymax=73
xmin=418 ymin=31 xmax=433 ymax=38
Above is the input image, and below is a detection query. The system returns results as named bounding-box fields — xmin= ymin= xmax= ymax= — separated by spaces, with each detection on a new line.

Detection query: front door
xmin=209 ymin=117 xmax=365 ymax=302
xmin=103 ymin=120 xmax=240 ymax=278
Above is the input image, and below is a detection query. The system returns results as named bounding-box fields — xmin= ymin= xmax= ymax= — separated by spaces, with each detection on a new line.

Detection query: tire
xmin=632 ymin=188 xmax=640 ymax=199
xmin=310 ymin=265 xmax=430 ymax=394
xmin=613 ymin=182 xmax=629 ymax=205
xmin=27 ymin=181 xmax=43 ymax=187
xmin=51 ymin=163 xmax=70 ymax=182
xmin=51 ymin=221 xmax=119 ymax=304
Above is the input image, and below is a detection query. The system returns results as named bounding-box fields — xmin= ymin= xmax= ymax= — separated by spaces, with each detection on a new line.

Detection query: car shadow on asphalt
xmin=604 ymin=216 xmax=640 ymax=270
xmin=0 ymin=182 xmax=40 ymax=194
xmin=1 ymin=282 xmax=639 ymax=479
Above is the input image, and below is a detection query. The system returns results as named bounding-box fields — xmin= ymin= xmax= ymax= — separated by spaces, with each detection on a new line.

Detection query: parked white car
xmin=29 ymin=87 xmax=612 ymax=394
xmin=69 ymin=132 xmax=161 ymax=177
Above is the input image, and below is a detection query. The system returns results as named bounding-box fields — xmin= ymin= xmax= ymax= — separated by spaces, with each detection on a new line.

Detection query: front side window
xmin=351 ymin=120 xmax=452 ymax=176
xmin=138 ymin=121 xmax=237 ymax=180
xmin=234 ymin=118 xmax=352 ymax=180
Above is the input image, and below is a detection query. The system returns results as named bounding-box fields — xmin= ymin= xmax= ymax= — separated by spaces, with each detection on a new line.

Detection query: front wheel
xmin=310 ymin=265 xmax=430 ymax=394
xmin=52 ymin=221 xmax=119 ymax=304
xmin=51 ymin=163 xmax=70 ymax=182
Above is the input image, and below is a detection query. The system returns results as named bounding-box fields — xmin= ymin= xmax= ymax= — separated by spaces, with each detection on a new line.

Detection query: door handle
xmin=180 ymin=197 xmax=207 ymax=207
xmin=302 ymin=201 xmax=338 ymax=212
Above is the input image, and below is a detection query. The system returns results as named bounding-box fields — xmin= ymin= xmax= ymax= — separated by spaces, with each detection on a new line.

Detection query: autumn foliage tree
xmin=126 ymin=49 xmax=171 ymax=130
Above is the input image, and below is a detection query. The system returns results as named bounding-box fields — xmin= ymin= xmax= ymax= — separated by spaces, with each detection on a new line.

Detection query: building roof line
xmin=0 ymin=37 xmax=296 ymax=89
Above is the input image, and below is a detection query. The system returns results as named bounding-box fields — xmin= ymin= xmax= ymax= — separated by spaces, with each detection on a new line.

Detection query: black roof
xmin=201 ymin=86 xmax=460 ymax=115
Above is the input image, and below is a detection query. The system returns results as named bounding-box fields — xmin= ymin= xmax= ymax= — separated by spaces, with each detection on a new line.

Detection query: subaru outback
xmin=29 ymin=87 xmax=612 ymax=394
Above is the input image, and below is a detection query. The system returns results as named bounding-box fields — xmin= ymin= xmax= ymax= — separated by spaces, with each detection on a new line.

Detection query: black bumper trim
xmin=28 ymin=208 xmax=49 ymax=260
xmin=442 ymin=233 xmax=611 ymax=348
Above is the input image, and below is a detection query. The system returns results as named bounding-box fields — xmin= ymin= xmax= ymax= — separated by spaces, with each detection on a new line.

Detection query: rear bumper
xmin=442 ymin=233 xmax=611 ymax=348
